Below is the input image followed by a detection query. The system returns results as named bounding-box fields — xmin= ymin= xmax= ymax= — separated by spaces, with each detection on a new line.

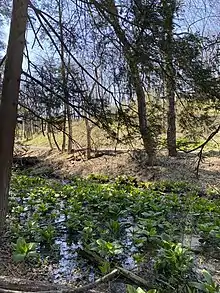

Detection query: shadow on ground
xmin=13 ymin=146 xmax=220 ymax=188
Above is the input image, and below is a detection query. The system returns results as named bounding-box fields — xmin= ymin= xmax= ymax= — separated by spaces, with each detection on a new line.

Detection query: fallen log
xmin=0 ymin=269 xmax=118 ymax=293
xmin=117 ymin=267 xmax=151 ymax=289
xmin=78 ymin=248 xmax=105 ymax=266
xmin=0 ymin=265 xmax=153 ymax=293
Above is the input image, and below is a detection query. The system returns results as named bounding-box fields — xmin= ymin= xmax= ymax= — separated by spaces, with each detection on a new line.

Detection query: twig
xmin=185 ymin=124 xmax=220 ymax=154
xmin=193 ymin=125 xmax=220 ymax=178
xmin=0 ymin=55 xmax=6 ymax=68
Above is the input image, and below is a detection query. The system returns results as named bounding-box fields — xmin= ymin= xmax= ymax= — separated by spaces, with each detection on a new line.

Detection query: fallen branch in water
xmin=117 ymin=266 xmax=151 ymax=289
xmin=0 ymin=269 xmax=118 ymax=293
xmin=0 ymin=264 xmax=154 ymax=293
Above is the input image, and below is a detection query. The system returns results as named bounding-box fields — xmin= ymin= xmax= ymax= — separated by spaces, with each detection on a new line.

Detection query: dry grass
xmin=21 ymin=120 xmax=119 ymax=150
xmin=17 ymin=145 xmax=220 ymax=191
xmin=15 ymin=118 xmax=220 ymax=190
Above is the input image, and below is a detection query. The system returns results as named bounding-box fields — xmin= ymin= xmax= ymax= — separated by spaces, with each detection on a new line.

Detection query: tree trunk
xmin=166 ymin=80 xmax=177 ymax=156
xmin=51 ymin=126 xmax=61 ymax=152
xmin=57 ymin=0 xmax=73 ymax=154
xmin=128 ymin=60 xmax=155 ymax=165
xmin=46 ymin=122 xmax=53 ymax=149
xmin=0 ymin=0 xmax=28 ymax=233
xmin=85 ymin=117 xmax=92 ymax=160
xmin=62 ymin=106 xmax=67 ymax=152
xmin=163 ymin=0 xmax=177 ymax=157
xmin=67 ymin=103 xmax=73 ymax=154
xmin=22 ymin=119 xmax=26 ymax=140
xmin=92 ymin=0 xmax=156 ymax=164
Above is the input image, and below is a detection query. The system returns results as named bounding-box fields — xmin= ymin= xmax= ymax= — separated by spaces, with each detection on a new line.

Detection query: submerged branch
xmin=0 ymin=269 xmax=118 ymax=293
xmin=0 ymin=265 xmax=153 ymax=292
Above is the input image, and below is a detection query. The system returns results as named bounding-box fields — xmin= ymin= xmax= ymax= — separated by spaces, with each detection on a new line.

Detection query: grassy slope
xmin=22 ymin=120 xmax=118 ymax=149
xmin=20 ymin=118 xmax=220 ymax=152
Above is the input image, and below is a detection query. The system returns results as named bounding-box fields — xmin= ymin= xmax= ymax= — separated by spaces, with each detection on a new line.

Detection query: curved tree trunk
xmin=0 ymin=0 xmax=28 ymax=233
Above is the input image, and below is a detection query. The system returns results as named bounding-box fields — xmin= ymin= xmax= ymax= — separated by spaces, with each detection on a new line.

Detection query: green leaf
xmin=161 ymin=233 xmax=170 ymax=242
xmin=27 ymin=251 xmax=38 ymax=258
xmin=106 ymin=242 xmax=113 ymax=250
xmin=13 ymin=253 xmax=26 ymax=262
xmin=127 ymin=285 xmax=137 ymax=293
xmin=189 ymin=282 xmax=206 ymax=291
xmin=17 ymin=237 xmax=26 ymax=246
xmin=96 ymin=239 xmax=106 ymax=246
xmin=137 ymin=288 xmax=147 ymax=293
xmin=27 ymin=242 xmax=37 ymax=251
xmin=202 ymin=270 xmax=214 ymax=285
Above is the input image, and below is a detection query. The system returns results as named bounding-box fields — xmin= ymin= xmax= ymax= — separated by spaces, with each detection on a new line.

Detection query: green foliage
xmin=155 ymin=241 xmax=193 ymax=276
xmin=176 ymin=137 xmax=202 ymax=151
xmin=178 ymin=101 xmax=217 ymax=143
xmin=154 ymin=241 xmax=194 ymax=291
xmin=87 ymin=174 xmax=111 ymax=183
xmin=98 ymin=261 xmax=111 ymax=274
xmin=12 ymin=237 xmax=38 ymax=262
xmin=37 ymin=225 xmax=57 ymax=245
xmin=90 ymin=239 xmax=123 ymax=257
xmin=8 ymin=174 xmax=220 ymax=290
xmin=198 ymin=223 xmax=220 ymax=247
xmin=189 ymin=270 xmax=220 ymax=293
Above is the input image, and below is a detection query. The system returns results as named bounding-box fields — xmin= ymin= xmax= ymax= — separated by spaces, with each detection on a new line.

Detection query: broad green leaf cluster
xmin=8 ymin=174 xmax=220 ymax=291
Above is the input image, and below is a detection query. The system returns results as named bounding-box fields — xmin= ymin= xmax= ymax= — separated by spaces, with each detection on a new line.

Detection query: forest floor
xmin=0 ymin=142 xmax=218 ymax=293
xmin=14 ymin=142 xmax=220 ymax=190
xmin=8 ymin=128 xmax=220 ymax=292
xmin=15 ymin=118 xmax=220 ymax=189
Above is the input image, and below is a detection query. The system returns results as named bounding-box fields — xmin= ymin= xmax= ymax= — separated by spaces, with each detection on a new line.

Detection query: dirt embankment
xmin=14 ymin=144 xmax=220 ymax=190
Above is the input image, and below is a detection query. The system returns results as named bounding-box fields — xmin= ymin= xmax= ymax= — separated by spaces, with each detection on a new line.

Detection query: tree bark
xmin=62 ymin=105 xmax=67 ymax=152
xmin=85 ymin=116 xmax=92 ymax=160
xmin=0 ymin=0 xmax=28 ymax=233
xmin=46 ymin=122 xmax=53 ymax=149
xmin=163 ymin=0 xmax=177 ymax=157
xmin=128 ymin=60 xmax=155 ymax=164
xmin=67 ymin=102 xmax=73 ymax=154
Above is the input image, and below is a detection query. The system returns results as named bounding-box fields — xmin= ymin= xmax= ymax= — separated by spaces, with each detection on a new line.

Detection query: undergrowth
xmin=7 ymin=174 xmax=220 ymax=292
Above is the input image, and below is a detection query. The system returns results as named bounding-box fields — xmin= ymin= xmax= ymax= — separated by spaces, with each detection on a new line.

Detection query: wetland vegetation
xmin=3 ymin=173 xmax=219 ymax=292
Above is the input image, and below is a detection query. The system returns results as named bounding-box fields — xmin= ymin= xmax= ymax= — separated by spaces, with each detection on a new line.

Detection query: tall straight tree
xmin=0 ymin=0 xmax=28 ymax=233
xmin=162 ymin=0 xmax=177 ymax=157
xmin=56 ymin=0 xmax=73 ymax=154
